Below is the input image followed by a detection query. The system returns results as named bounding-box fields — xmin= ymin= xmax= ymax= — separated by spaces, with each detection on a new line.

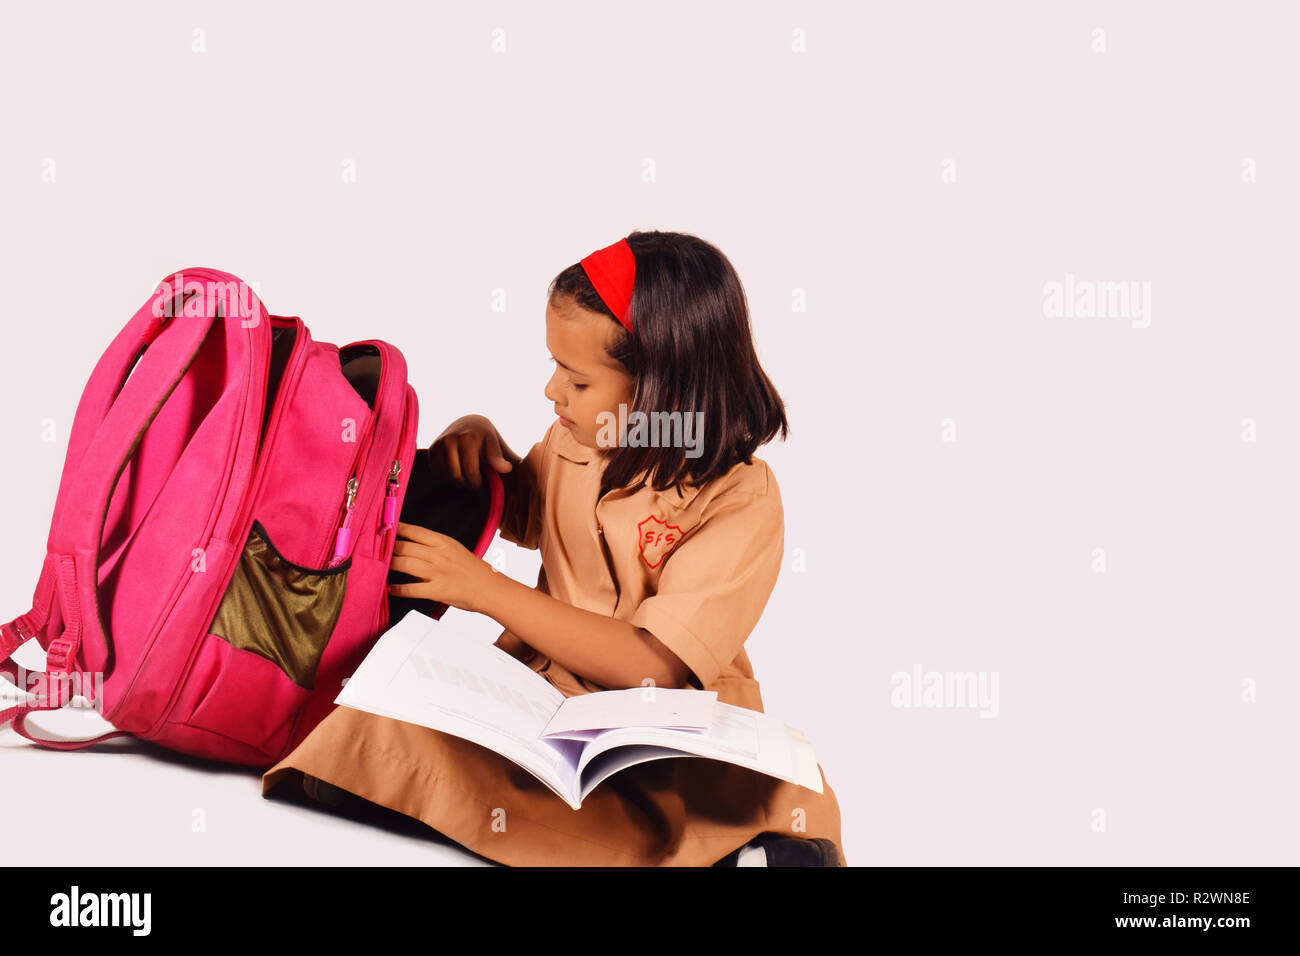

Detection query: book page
xmin=540 ymin=687 xmax=718 ymax=739
xmin=573 ymin=701 xmax=825 ymax=803
xmin=335 ymin=610 xmax=584 ymax=806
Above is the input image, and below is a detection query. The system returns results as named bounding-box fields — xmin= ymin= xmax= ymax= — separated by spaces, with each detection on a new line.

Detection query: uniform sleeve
xmin=495 ymin=422 xmax=556 ymax=551
xmin=627 ymin=478 xmax=785 ymax=691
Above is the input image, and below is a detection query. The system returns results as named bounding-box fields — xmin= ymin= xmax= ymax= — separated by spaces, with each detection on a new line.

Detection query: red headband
xmin=580 ymin=237 xmax=636 ymax=334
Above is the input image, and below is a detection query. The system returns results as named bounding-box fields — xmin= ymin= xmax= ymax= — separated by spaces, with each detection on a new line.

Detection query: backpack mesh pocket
xmin=209 ymin=520 xmax=350 ymax=690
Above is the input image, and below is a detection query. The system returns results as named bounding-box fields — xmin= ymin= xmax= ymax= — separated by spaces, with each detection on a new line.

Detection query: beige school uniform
xmin=262 ymin=419 xmax=847 ymax=866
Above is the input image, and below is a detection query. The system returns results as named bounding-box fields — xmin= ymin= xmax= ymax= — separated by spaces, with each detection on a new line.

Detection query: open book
xmin=335 ymin=610 xmax=825 ymax=810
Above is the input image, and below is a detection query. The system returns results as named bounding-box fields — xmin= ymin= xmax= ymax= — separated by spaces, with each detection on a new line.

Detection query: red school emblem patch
xmin=637 ymin=515 xmax=683 ymax=569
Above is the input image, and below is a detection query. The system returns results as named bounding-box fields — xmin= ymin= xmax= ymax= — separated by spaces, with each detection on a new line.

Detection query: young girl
xmin=261 ymin=231 xmax=847 ymax=867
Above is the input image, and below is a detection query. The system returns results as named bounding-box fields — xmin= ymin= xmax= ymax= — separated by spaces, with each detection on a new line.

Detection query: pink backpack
xmin=0 ymin=267 xmax=503 ymax=767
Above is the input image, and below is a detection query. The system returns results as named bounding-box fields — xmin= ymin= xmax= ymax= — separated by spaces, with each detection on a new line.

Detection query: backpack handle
xmin=46 ymin=269 xmax=269 ymax=676
xmin=49 ymin=271 xmax=220 ymax=542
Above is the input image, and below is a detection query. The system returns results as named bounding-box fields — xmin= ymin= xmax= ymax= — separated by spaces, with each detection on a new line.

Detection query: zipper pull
xmin=379 ymin=459 xmax=401 ymax=534
xmin=328 ymin=476 xmax=360 ymax=567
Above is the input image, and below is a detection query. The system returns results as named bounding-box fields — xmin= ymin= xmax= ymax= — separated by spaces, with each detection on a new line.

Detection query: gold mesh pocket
xmin=209 ymin=520 xmax=350 ymax=689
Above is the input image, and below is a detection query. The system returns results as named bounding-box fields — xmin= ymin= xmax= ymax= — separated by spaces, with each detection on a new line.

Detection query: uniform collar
xmin=647 ymin=480 xmax=706 ymax=511
xmin=554 ymin=426 xmax=708 ymax=510
xmin=553 ymin=424 xmax=594 ymax=464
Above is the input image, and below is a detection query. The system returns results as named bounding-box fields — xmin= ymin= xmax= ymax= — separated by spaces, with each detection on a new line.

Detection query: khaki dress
xmin=261 ymin=420 xmax=847 ymax=866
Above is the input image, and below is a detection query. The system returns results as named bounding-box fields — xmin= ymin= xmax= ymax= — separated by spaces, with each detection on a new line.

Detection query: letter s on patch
xmin=637 ymin=515 xmax=683 ymax=569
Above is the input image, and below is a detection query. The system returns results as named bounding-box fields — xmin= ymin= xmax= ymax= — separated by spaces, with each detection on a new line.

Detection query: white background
xmin=2 ymin=1 xmax=1297 ymax=865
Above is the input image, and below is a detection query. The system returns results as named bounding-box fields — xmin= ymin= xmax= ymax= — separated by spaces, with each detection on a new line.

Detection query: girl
xmin=261 ymin=231 xmax=847 ymax=867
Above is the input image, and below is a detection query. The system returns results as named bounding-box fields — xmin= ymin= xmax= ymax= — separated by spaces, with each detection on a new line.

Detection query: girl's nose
xmin=543 ymin=370 xmax=562 ymax=404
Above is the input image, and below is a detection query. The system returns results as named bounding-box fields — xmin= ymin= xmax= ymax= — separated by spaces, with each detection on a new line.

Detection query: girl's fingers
xmin=394 ymin=522 xmax=445 ymax=547
xmin=443 ymin=437 xmax=464 ymax=485
xmin=390 ymin=539 xmax=429 ymax=561
xmin=393 ymin=527 xmax=461 ymax=556
xmin=425 ymin=440 xmax=451 ymax=481
xmin=389 ymin=553 xmax=436 ymax=580
xmin=485 ymin=432 xmax=513 ymax=473
xmin=461 ymin=435 xmax=484 ymax=489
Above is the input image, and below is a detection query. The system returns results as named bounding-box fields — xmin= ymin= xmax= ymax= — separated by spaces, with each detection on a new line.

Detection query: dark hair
xmin=548 ymin=229 xmax=789 ymax=499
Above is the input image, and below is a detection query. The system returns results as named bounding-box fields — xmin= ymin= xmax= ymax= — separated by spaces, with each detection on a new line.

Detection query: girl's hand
xmin=387 ymin=521 xmax=496 ymax=614
xmin=428 ymin=414 xmax=516 ymax=490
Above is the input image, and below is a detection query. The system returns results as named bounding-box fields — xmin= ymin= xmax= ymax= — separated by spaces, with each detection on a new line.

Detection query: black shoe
xmin=712 ymin=833 xmax=842 ymax=867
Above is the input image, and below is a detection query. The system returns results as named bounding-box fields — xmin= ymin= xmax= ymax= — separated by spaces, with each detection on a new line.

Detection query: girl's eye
xmin=548 ymin=357 xmax=587 ymax=390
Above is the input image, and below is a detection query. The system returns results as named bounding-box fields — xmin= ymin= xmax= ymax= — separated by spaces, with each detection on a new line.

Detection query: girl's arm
xmin=476 ymin=571 xmax=695 ymax=692
xmin=387 ymin=521 xmax=693 ymax=691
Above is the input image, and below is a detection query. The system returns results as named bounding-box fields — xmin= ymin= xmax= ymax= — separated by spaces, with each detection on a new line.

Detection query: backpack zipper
xmin=326 ymin=477 xmax=360 ymax=567
xmin=313 ymin=342 xmax=392 ymax=568
xmin=373 ymin=386 xmax=418 ymax=638
xmin=363 ymin=456 xmax=403 ymax=570
xmin=379 ymin=458 xmax=401 ymax=532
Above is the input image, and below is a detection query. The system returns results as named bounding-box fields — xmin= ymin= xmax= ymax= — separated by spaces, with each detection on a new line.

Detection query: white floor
xmin=0 ymin=726 xmax=497 ymax=866
xmin=0 ymin=612 xmax=509 ymax=867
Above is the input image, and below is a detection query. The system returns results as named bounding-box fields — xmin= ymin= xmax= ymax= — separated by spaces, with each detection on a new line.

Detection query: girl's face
xmin=544 ymin=294 xmax=635 ymax=452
